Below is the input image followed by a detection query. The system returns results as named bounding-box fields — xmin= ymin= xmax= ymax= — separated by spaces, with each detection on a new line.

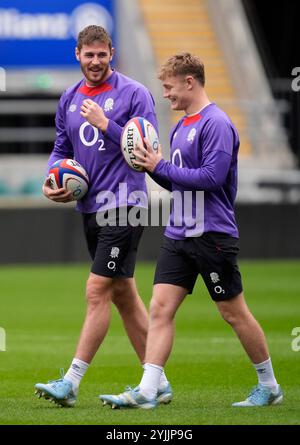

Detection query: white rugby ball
xmin=48 ymin=158 xmax=89 ymax=201
xmin=120 ymin=117 xmax=159 ymax=171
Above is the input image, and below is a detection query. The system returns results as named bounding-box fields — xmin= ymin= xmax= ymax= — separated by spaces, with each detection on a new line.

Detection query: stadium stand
xmin=139 ymin=0 xmax=253 ymax=157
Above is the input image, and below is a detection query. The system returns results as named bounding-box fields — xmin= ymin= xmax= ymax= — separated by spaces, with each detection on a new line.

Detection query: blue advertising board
xmin=0 ymin=1 xmax=115 ymax=67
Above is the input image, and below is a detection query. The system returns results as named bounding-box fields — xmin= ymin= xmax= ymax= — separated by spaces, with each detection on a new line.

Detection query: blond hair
xmin=158 ymin=52 xmax=205 ymax=86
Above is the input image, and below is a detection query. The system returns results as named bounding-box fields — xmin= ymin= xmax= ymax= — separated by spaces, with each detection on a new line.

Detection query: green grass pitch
xmin=0 ymin=261 xmax=299 ymax=425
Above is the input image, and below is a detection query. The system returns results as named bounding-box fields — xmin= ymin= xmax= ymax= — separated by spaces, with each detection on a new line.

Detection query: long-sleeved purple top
xmin=152 ymin=103 xmax=240 ymax=239
xmin=48 ymin=70 xmax=157 ymax=213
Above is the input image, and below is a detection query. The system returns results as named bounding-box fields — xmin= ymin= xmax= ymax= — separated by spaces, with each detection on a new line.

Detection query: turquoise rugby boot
xmin=157 ymin=382 xmax=173 ymax=404
xmin=35 ymin=369 xmax=77 ymax=407
xmin=232 ymin=384 xmax=283 ymax=407
xmin=101 ymin=383 xmax=173 ymax=408
xmin=100 ymin=386 xmax=157 ymax=409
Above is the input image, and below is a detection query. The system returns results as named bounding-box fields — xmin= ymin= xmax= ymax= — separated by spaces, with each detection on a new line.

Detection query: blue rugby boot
xmin=232 ymin=384 xmax=283 ymax=407
xmin=157 ymin=382 xmax=173 ymax=404
xmin=35 ymin=369 xmax=77 ymax=407
xmin=100 ymin=386 xmax=157 ymax=409
xmin=101 ymin=383 xmax=173 ymax=407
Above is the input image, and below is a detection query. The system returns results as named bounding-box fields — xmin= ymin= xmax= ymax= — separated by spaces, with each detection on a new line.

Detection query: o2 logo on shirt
xmin=172 ymin=148 xmax=183 ymax=168
xmin=79 ymin=122 xmax=106 ymax=151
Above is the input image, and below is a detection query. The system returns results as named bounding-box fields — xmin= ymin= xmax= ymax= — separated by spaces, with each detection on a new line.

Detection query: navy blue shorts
xmin=154 ymin=233 xmax=243 ymax=301
xmin=83 ymin=210 xmax=144 ymax=278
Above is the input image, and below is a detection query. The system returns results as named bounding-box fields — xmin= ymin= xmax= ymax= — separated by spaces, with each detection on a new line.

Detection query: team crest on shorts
xmin=110 ymin=247 xmax=120 ymax=258
xmin=210 ymin=272 xmax=220 ymax=284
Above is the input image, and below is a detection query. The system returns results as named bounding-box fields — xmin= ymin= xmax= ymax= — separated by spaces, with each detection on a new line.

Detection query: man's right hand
xmin=42 ymin=177 xmax=73 ymax=203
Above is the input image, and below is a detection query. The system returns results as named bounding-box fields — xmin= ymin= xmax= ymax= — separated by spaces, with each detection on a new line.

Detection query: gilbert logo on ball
xmin=49 ymin=159 xmax=89 ymax=201
xmin=121 ymin=117 xmax=159 ymax=172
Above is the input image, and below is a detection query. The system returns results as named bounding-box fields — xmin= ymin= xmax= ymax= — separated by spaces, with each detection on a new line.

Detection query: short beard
xmin=83 ymin=64 xmax=110 ymax=86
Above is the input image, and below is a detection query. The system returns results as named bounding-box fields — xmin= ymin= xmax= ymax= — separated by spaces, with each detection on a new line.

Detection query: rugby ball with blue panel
xmin=120 ymin=117 xmax=159 ymax=172
xmin=48 ymin=159 xmax=89 ymax=201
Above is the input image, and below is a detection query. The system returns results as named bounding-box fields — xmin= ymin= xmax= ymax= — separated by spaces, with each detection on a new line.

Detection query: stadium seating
xmin=139 ymin=0 xmax=252 ymax=157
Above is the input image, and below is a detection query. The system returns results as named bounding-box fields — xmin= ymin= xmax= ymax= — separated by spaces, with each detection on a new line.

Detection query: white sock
xmin=139 ymin=363 xmax=163 ymax=400
xmin=253 ymin=358 xmax=278 ymax=391
xmin=64 ymin=358 xmax=89 ymax=394
xmin=142 ymin=363 xmax=169 ymax=390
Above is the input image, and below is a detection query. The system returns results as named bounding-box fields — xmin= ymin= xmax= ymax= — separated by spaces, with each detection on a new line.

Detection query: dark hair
xmin=158 ymin=52 xmax=205 ymax=86
xmin=77 ymin=25 xmax=112 ymax=52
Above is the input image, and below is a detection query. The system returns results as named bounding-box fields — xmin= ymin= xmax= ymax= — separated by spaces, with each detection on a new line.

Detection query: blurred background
xmin=0 ymin=0 xmax=300 ymax=263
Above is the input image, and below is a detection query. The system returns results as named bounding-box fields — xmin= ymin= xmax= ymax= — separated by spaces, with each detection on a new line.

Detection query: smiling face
xmin=161 ymin=75 xmax=193 ymax=112
xmin=158 ymin=53 xmax=207 ymax=114
xmin=75 ymin=40 xmax=114 ymax=87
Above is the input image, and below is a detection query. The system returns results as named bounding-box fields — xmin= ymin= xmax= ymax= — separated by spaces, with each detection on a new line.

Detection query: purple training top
xmin=48 ymin=70 xmax=157 ymax=213
xmin=152 ymin=103 xmax=240 ymax=239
